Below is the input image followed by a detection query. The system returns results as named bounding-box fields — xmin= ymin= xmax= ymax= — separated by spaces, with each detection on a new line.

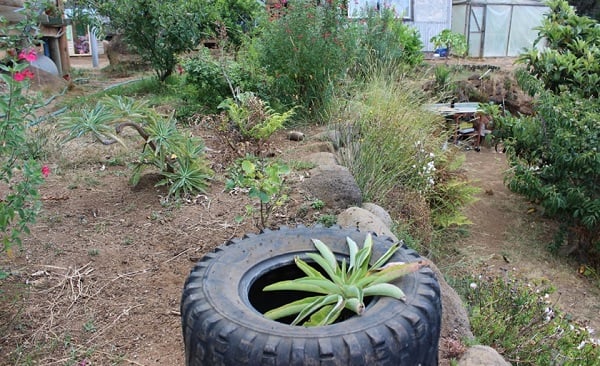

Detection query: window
xmin=348 ymin=0 xmax=413 ymax=19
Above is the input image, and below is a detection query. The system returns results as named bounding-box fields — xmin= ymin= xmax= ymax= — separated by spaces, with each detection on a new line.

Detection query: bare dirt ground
xmin=457 ymin=147 xmax=600 ymax=332
xmin=1 ymin=57 xmax=599 ymax=366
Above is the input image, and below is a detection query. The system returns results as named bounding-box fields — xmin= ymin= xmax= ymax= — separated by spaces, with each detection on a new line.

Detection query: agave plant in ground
xmin=263 ymin=233 xmax=428 ymax=326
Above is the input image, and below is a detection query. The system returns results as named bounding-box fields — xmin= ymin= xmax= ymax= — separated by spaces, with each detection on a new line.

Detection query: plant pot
xmin=181 ymin=225 xmax=442 ymax=365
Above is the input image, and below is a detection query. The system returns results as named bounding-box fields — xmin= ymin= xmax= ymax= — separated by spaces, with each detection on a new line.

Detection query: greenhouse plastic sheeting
xmin=452 ymin=0 xmax=548 ymax=57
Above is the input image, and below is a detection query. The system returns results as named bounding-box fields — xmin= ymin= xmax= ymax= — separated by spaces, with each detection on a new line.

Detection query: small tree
xmin=93 ymin=0 xmax=205 ymax=81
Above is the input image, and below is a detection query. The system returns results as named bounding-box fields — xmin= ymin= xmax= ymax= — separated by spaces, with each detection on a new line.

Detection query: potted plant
xmin=39 ymin=1 xmax=64 ymax=26
xmin=430 ymin=29 xmax=468 ymax=58
xmin=181 ymin=225 xmax=441 ymax=365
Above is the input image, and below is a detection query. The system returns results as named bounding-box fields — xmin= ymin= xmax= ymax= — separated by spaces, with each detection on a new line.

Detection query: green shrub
xmin=95 ymin=0 xmax=204 ymax=81
xmin=517 ymin=0 xmax=600 ymax=98
xmin=430 ymin=29 xmax=468 ymax=57
xmin=354 ymin=8 xmax=423 ymax=74
xmin=457 ymin=272 xmax=599 ymax=364
xmin=246 ymin=0 xmax=358 ymax=115
xmin=1 ymin=3 xmax=46 ymax=254
xmin=502 ymin=91 xmax=599 ymax=262
xmin=180 ymin=48 xmax=236 ymax=112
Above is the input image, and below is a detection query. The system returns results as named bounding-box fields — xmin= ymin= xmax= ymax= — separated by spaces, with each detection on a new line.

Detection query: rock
xmin=458 ymin=345 xmax=511 ymax=366
xmin=302 ymin=152 xmax=338 ymax=166
xmin=287 ymin=131 xmax=305 ymax=141
xmin=337 ymin=207 xmax=398 ymax=242
xmin=428 ymin=262 xmax=474 ymax=341
xmin=299 ymin=165 xmax=362 ymax=210
xmin=296 ymin=141 xmax=335 ymax=155
xmin=361 ymin=202 xmax=394 ymax=228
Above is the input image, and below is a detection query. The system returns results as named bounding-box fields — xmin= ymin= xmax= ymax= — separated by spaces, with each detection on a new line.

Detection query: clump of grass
xmin=455 ymin=272 xmax=599 ymax=364
xmin=330 ymin=66 xmax=476 ymax=251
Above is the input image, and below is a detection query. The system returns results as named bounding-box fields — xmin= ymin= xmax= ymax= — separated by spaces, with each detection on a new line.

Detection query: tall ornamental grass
xmin=332 ymin=66 xmax=477 ymax=245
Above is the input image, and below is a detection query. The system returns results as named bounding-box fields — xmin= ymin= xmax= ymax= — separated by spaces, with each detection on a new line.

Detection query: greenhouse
xmin=452 ymin=0 xmax=549 ymax=57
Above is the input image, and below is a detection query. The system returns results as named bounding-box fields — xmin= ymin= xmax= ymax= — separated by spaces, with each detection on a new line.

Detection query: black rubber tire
xmin=181 ymin=225 xmax=441 ymax=366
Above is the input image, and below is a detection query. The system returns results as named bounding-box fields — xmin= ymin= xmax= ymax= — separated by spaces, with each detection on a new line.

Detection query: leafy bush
xmin=245 ymin=0 xmax=358 ymax=115
xmin=59 ymin=96 xmax=213 ymax=199
xmin=505 ymin=0 xmax=600 ymax=264
xmin=0 ymin=3 xmax=46 ymax=254
xmin=518 ymin=0 xmax=600 ymax=98
xmin=95 ymin=0 xmax=205 ymax=81
xmin=180 ymin=48 xmax=238 ymax=112
xmin=502 ymin=91 xmax=599 ymax=262
xmin=458 ymin=272 xmax=599 ymax=364
xmin=430 ymin=29 xmax=468 ymax=57
xmin=354 ymin=8 xmax=423 ymax=73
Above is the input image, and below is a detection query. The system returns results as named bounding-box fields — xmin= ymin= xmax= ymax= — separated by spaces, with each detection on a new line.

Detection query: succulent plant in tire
xmin=263 ymin=233 xmax=428 ymax=326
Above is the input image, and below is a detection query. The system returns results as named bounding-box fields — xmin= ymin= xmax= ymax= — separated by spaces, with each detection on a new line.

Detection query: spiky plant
xmin=263 ymin=233 xmax=427 ymax=326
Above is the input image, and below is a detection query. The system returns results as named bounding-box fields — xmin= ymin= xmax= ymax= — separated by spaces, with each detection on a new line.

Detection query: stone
xmin=361 ymin=202 xmax=394 ymax=228
xmin=287 ymin=131 xmax=305 ymax=141
xmin=302 ymin=152 xmax=338 ymax=166
xmin=299 ymin=165 xmax=362 ymax=210
xmin=428 ymin=262 xmax=474 ymax=341
xmin=337 ymin=207 xmax=398 ymax=242
xmin=458 ymin=345 xmax=511 ymax=366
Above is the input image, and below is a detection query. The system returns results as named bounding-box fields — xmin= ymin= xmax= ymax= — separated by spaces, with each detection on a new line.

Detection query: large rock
xmin=458 ymin=345 xmax=511 ymax=366
xmin=302 ymin=152 xmax=338 ymax=166
xmin=299 ymin=165 xmax=362 ymax=210
xmin=429 ymin=262 xmax=474 ymax=342
xmin=337 ymin=207 xmax=398 ymax=242
xmin=361 ymin=202 xmax=394 ymax=228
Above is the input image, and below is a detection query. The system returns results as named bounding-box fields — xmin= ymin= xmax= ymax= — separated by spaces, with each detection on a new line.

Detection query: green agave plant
xmin=263 ymin=233 xmax=428 ymax=326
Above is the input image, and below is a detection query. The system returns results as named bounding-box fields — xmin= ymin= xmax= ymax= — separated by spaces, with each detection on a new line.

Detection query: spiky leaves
xmin=263 ymin=233 xmax=428 ymax=326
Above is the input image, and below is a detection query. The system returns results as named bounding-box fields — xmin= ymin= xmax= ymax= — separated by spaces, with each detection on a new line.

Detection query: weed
xmin=83 ymin=319 xmax=96 ymax=333
xmin=88 ymin=249 xmax=99 ymax=256
xmin=455 ymin=271 xmax=599 ymax=364
xmin=317 ymin=214 xmax=337 ymax=227
xmin=310 ymin=199 xmax=325 ymax=210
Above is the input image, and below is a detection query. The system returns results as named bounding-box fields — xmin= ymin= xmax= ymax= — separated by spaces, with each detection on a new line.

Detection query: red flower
xmin=41 ymin=165 xmax=51 ymax=178
xmin=176 ymin=64 xmax=184 ymax=75
xmin=18 ymin=49 xmax=37 ymax=62
xmin=13 ymin=69 xmax=35 ymax=82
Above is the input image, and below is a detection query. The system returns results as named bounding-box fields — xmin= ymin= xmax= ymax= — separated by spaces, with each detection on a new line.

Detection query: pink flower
xmin=41 ymin=165 xmax=51 ymax=178
xmin=18 ymin=49 xmax=37 ymax=62
xmin=13 ymin=69 xmax=34 ymax=82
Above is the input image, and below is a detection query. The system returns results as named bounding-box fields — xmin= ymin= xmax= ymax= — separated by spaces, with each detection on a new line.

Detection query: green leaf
xmin=359 ymin=260 xmax=426 ymax=287
xmin=309 ymin=295 xmax=345 ymax=326
xmin=347 ymin=236 xmax=359 ymax=271
xmin=263 ymin=279 xmax=333 ymax=295
xmin=294 ymin=256 xmax=326 ymax=279
xmin=263 ymin=295 xmax=324 ymax=320
xmin=305 ymin=251 xmax=340 ymax=280
xmin=291 ymin=294 xmax=341 ymax=326
xmin=311 ymin=238 xmax=339 ymax=273
xmin=363 ymin=283 xmax=406 ymax=300
xmin=370 ymin=242 xmax=400 ymax=270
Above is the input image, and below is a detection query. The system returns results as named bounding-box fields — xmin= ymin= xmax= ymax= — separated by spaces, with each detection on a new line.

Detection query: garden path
xmin=456 ymin=147 xmax=600 ymax=333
